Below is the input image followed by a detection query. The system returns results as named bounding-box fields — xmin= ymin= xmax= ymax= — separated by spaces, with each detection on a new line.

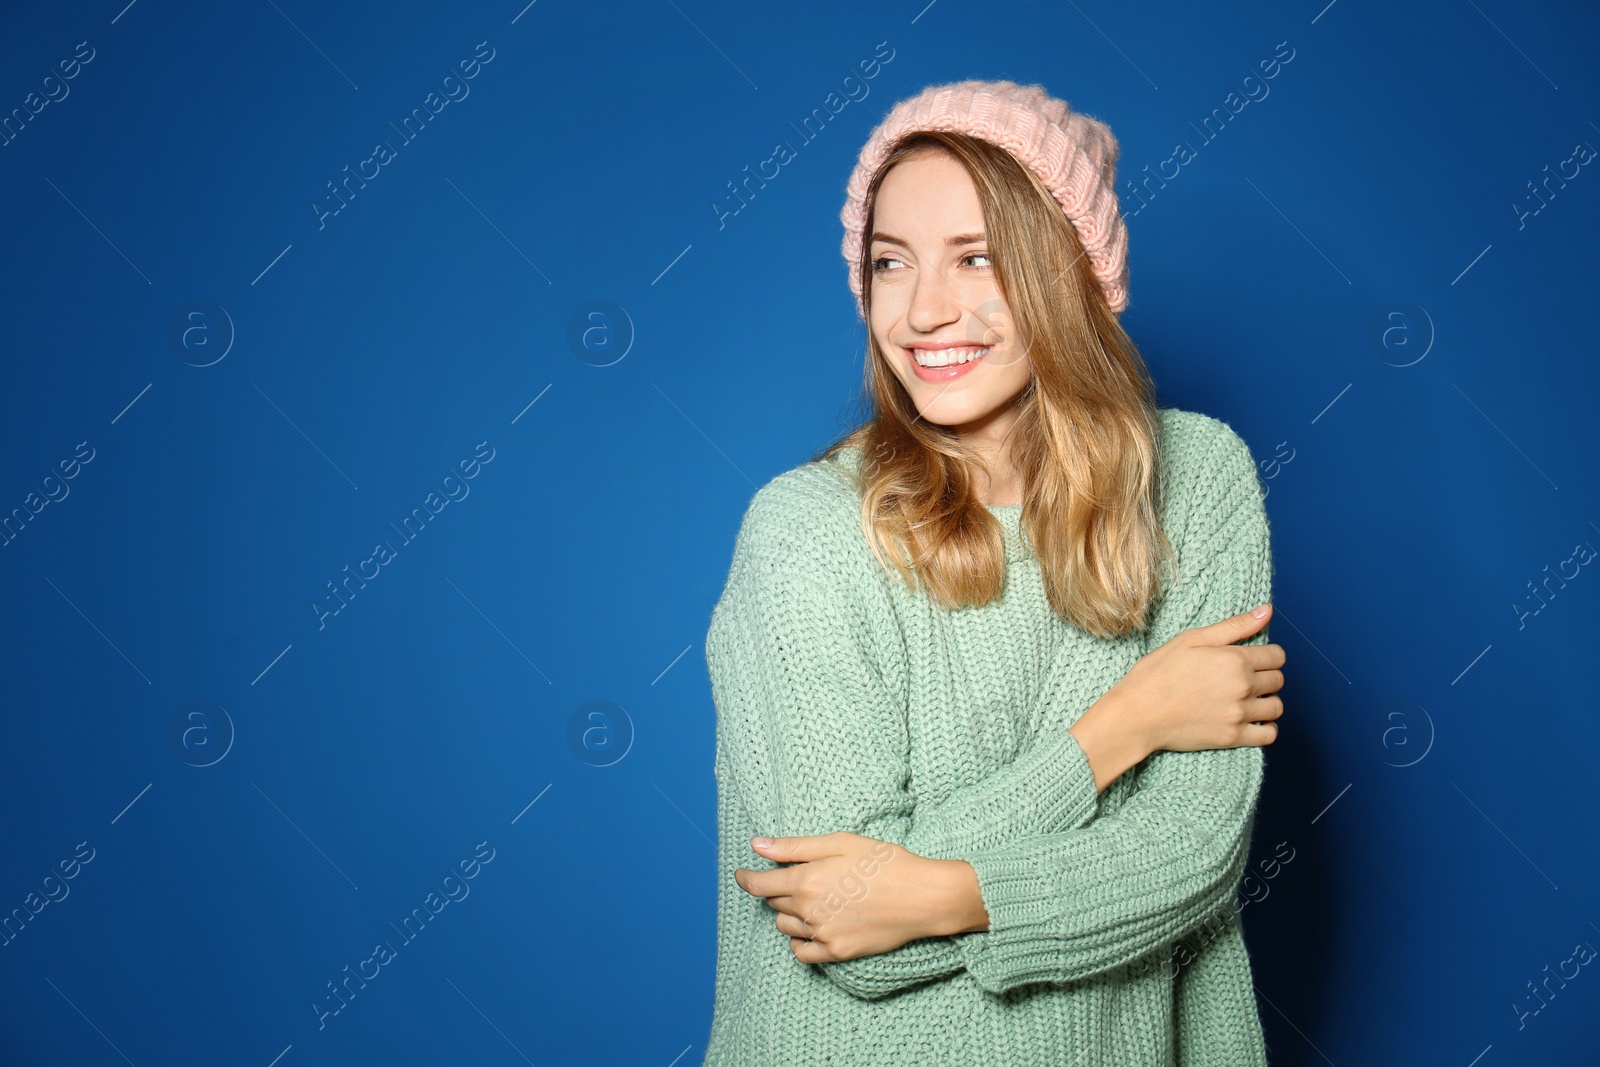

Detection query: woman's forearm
xmin=1068 ymin=688 xmax=1153 ymax=792
xmin=908 ymin=693 xmax=1154 ymax=941
xmin=935 ymin=695 xmax=1151 ymax=937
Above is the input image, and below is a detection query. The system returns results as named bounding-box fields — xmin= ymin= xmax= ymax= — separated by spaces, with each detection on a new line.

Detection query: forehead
xmin=871 ymin=152 xmax=983 ymax=240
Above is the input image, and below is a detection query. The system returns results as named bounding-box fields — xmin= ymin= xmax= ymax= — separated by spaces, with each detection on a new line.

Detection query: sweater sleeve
xmin=953 ymin=420 xmax=1273 ymax=995
xmin=707 ymin=478 xmax=1106 ymax=999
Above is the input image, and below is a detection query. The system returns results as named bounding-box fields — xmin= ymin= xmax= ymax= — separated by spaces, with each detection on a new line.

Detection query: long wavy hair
xmin=817 ymin=130 xmax=1176 ymax=639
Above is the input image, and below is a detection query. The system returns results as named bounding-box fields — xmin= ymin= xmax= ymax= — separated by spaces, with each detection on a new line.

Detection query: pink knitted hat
xmin=839 ymin=79 xmax=1128 ymax=320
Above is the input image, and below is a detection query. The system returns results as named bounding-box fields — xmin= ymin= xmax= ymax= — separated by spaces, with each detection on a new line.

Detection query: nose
xmin=906 ymin=261 xmax=962 ymax=334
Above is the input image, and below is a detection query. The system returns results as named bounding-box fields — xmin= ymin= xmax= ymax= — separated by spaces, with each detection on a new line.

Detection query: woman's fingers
xmin=1179 ymin=604 xmax=1273 ymax=648
xmin=1251 ymin=668 xmax=1285 ymax=696
xmin=1243 ymin=691 xmax=1284 ymax=747
xmin=1241 ymin=642 xmax=1287 ymax=671
xmin=1244 ymin=719 xmax=1280 ymax=745
xmin=773 ymin=911 xmax=814 ymax=939
xmin=1250 ymin=694 xmax=1284 ymax=719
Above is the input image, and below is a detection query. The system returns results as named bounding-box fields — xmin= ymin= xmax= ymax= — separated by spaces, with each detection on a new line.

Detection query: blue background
xmin=2 ymin=0 xmax=1597 ymax=1063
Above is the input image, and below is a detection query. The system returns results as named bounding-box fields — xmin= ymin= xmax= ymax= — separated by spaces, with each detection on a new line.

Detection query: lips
xmin=905 ymin=344 xmax=991 ymax=383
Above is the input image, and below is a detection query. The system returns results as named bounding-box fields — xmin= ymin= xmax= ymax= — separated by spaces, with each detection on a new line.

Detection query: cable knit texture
xmin=700 ymin=408 xmax=1273 ymax=1067
xmin=839 ymin=79 xmax=1130 ymax=320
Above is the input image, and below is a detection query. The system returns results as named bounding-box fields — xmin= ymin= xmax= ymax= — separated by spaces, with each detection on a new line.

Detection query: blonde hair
xmin=818 ymin=130 xmax=1176 ymax=639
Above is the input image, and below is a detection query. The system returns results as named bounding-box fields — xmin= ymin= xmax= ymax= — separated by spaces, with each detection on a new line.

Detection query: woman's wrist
xmin=932 ymin=859 xmax=990 ymax=936
xmin=1068 ymin=689 xmax=1153 ymax=792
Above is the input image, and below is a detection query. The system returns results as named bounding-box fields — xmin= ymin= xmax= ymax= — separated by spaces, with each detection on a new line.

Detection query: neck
xmin=969 ymin=449 xmax=1024 ymax=507
xmin=953 ymin=404 xmax=1025 ymax=505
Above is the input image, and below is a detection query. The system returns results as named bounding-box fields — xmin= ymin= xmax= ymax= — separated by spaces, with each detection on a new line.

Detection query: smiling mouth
xmin=907 ymin=345 xmax=992 ymax=368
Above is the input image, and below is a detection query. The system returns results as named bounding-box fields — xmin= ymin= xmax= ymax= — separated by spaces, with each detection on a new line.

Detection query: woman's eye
xmin=872 ymin=254 xmax=991 ymax=274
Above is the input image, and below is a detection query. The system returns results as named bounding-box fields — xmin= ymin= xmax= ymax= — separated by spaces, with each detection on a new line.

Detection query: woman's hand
xmin=1070 ymin=604 xmax=1285 ymax=789
xmin=1114 ymin=602 xmax=1286 ymax=751
xmin=732 ymin=832 xmax=972 ymax=964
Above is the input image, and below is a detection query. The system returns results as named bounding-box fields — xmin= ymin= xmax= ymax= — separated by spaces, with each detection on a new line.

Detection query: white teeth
xmin=911 ymin=345 xmax=990 ymax=368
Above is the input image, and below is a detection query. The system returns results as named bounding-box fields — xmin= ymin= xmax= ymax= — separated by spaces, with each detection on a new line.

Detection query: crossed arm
xmin=708 ymin=422 xmax=1273 ymax=998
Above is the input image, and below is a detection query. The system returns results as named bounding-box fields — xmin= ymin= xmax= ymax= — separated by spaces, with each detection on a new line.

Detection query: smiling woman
xmin=701 ymin=80 xmax=1286 ymax=1067
xmin=864 ymin=152 xmax=1040 ymax=499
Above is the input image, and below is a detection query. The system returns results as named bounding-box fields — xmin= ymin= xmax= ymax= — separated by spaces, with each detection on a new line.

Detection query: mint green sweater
xmin=701 ymin=408 xmax=1273 ymax=1066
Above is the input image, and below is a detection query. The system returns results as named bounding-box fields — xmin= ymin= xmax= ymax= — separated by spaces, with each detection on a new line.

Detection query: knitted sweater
xmin=700 ymin=407 xmax=1274 ymax=1067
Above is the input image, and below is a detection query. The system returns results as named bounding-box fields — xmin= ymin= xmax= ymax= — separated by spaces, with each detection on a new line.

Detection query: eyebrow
xmin=870 ymin=231 xmax=987 ymax=249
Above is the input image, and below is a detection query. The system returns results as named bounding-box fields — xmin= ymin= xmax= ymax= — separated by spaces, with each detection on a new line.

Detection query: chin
xmin=913 ymin=402 xmax=998 ymax=429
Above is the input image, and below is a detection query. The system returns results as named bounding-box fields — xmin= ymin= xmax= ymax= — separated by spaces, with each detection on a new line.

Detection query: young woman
xmin=702 ymin=80 xmax=1286 ymax=1066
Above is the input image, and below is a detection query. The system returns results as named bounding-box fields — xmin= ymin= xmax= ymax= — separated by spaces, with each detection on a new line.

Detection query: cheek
xmin=868 ymin=317 xmax=901 ymax=363
xmin=982 ymin=331 xmax=1032 ymax=375
xmin=867 ymin=297 xmax=894 ymax=333
xmin=881 ymin=345 xmax=914 ymax=388
xmin=1002 ymin=352 xmax=1034 ymax=388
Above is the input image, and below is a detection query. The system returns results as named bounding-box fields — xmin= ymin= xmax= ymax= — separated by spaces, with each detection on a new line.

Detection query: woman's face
xmin=868 ymin=150 xmax=1032 ymax=441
